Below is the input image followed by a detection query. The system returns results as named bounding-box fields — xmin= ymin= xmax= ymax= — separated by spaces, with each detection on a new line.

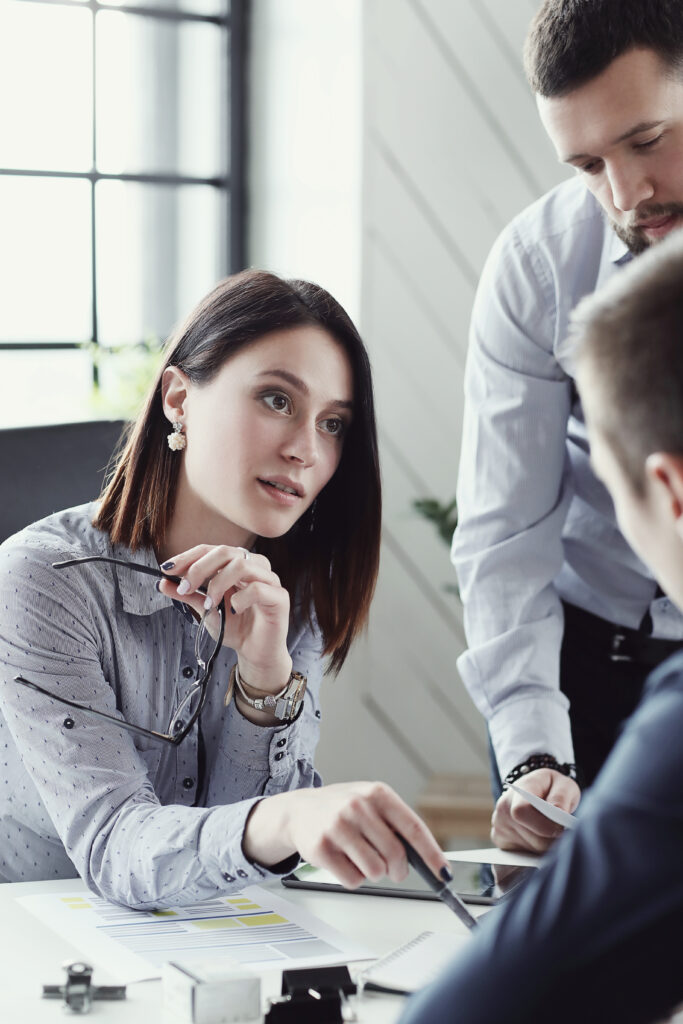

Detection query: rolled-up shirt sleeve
xmin=0 ymin=511 xmax=325 ymax=908
xmin=452 ymin=221 xmax=574 ymax=778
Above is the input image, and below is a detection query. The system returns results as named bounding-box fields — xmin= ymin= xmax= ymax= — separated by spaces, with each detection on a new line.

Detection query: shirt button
xmin=182 ymin=777 xmax=195 ymax=789
xmin=315 ymin=710 xmax=321 ymax=719
xmin=63 ymin=718 xmax=75 ymax=730
xmin=237 ymin=869 xmax=248 ymax=878
xmin=274 ymin=752 xmax=284 ymax=762
xmin=182 ymin=666 xmax=194 ymax=678
xmin=276 ymin=738 xmax=286 ymax=748
xmin=223 ymin=873 xmax=235 ymax=883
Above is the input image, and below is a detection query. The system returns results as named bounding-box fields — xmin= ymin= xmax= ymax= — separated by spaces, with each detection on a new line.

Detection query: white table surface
xmin=2 ymin=849 xmax=518 ymax=1023
xmin=7 ymin=847 xmax=677 ymax=1024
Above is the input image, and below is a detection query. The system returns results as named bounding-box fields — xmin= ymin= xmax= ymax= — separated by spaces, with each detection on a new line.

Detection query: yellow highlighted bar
xmin=194 ymin=918 xmax=241 ymax=930
xmin=226 ymin=898 xmax=253 ymax=905
xmin=233 ymin=903 xmax=260 ymax=911
xmin=238 ymin=913 xmax=287 ymax=927
xmin=151 ymin=910 xmax=178 ymax=917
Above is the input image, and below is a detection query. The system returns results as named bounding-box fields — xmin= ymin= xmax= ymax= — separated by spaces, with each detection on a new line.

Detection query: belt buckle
xmin=610 ymin=632 xmax=634 ymax=663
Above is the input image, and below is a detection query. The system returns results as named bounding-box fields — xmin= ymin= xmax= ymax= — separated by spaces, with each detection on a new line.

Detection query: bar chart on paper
xmin=17 ymin=886 xmax=372 ymax=979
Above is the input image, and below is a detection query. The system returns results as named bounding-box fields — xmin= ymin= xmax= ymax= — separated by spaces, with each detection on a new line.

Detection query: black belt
xmin=562 ymin=601 xmax=683 ymax=667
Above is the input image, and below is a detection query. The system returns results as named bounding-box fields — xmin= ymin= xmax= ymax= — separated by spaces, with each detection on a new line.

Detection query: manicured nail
xmin=230 ymin=602 xmax=236 ymax=615
xmin=203 ymin=595 xmax=213 ymax=610
xmin=161 ymin=561 xmax=175 ymax=570
xmin=440 ymin=865 xmax=453 ymax=883
xmin=155 ymin=579 xmax=162 ymax=592
xmin=177 ymin=579 xmax=191 ymax=595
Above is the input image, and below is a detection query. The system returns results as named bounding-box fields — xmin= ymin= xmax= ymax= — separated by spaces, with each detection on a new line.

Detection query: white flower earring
xmin=167 ymin=421 xmax=186 ymax=452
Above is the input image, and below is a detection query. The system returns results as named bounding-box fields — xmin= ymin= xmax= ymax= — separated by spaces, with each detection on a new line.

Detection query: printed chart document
xmin=17 ymin=885 xmax=373 ymax=982
xmin=359 ymin=931 xmax=470 ymax=994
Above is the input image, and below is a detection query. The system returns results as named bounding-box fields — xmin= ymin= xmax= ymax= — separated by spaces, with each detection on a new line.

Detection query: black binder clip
xmin=265 ymin=965 xmax=357 ymax=1023
xmin=42 ymin=961 xmax=126 ymax=1014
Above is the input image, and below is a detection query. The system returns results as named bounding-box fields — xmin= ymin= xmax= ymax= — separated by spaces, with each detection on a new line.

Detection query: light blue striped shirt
xmin=452 ymin=176 xmax=683 ymax=779
xmin=0 ymin=504 xmax=324 ymax=907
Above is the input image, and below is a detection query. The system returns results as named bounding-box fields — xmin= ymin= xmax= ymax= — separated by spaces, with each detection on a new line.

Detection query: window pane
xmin=3 ymin=350 xmax=96 ymax=428
xmin=0 ymin=177 xmax=92 ymax=343
xmin=97 ymin=12 xmax=228 ymax=178
xmin=0 ymin=4 xmax=92 ymax=172
xmin=104 ymin=0 xmax=230 ymax=13
xmin=96 ymin=181 xmax=227 ymax=346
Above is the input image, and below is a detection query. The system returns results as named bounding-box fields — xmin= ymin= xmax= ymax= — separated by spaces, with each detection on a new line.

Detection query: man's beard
xmin=610 ymin=201 xmax=683 ymax=255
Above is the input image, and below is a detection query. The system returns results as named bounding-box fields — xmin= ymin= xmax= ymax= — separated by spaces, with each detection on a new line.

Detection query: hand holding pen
xmin=243 ymin=781 xmax=453 ymax=892
xmin=397 ymin=835 xmax=478 ymax=930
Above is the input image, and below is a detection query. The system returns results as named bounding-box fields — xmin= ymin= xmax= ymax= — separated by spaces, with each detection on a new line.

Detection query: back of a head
xmin=524 ymin=0 xmax=683 ymax=98
xmin=572 ymin=230 xmax=683 ymax=490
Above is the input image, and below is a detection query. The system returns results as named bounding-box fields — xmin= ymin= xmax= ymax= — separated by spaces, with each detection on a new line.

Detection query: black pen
xmin=398 ymin=836 xmax=478 ymax=931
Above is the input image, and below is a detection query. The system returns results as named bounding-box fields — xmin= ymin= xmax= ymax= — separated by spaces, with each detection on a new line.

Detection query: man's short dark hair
xmin=525 ymin=0 xmax=683 ymax=97
xmin=572 ymin=231 xmax=683 ymax=492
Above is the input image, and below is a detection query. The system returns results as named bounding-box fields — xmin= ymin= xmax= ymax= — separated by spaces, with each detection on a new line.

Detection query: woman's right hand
xmin=158 ymin=543 xmax=293 ymax=693
xmin=243 ymin=781 xmax=449 ymax=888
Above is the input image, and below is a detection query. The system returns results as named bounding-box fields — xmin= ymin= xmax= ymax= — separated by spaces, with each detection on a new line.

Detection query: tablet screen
xmin=282 ymin=859 xmax=534 ymax=905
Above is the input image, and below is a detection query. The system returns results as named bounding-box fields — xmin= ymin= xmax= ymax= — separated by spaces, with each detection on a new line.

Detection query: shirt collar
xmin=109 ymin=542 xmax=170 ymax=617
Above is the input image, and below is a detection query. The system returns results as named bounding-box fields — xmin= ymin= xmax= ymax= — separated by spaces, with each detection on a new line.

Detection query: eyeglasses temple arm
xmin=52 ymin=557 xmax=184 ymax=587
xmin=12 ymin=675 xmax=179 ymax=745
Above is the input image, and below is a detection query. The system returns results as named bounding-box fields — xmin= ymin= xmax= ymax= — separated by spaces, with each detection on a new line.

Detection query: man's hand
xmin=491 ymin=769 xmax=580 ymax=853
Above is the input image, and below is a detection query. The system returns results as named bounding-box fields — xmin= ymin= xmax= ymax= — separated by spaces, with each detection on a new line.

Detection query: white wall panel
xmin=250 ymin=0 xmax=572 ymax=812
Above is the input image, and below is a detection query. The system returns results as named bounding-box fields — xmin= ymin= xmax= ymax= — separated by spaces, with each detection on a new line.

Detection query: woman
xmin=0 ymin=270 xmax=447 ymax=907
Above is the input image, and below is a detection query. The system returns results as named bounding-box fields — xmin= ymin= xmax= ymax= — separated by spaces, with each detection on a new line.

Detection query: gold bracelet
xmin=225 ymin=663 xmax=291 ymax=707
xmin=224 ymin=664 xmax=237 ymax=707
xmin=229 ymin=663 xmax=307 ymax=722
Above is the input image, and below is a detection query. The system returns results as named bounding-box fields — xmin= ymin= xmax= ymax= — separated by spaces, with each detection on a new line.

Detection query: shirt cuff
xmin=221 ymin=701 xmax=303 ymax=772
xmin=199 ymin=798 xmax=301 ymax=889
xmin=489 ymin=695 xmax=575 ymax=781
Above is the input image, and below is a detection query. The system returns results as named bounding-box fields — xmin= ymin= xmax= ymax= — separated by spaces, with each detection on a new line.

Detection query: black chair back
xmin=0 ymin=420 xmax=126 ymax=544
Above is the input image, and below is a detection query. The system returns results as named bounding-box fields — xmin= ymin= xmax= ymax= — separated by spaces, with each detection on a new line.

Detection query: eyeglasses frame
xmin=13 ymin=556 xmax=226 ymax=746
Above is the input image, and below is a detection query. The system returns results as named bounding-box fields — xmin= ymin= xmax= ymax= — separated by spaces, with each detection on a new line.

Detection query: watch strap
xmin=232 ymin=664 xmax=307 ymax=721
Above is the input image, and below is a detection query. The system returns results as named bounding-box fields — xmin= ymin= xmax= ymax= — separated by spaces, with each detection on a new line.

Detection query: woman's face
xmin=165 ymin=326 xmax=354 ymax=546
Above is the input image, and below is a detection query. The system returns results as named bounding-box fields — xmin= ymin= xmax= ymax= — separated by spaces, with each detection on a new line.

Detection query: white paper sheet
xmin=507 ymin=782 xmax=577 ymax=830
xmin=17 ymin=885 xmax=373 ymax=982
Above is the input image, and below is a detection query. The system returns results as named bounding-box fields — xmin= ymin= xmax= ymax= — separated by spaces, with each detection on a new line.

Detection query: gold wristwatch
xmin=231 ymin=664 xmax=307 ymax=722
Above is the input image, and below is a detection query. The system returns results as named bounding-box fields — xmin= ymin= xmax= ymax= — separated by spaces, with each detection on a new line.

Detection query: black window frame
xmin=0 ymin=0 xmax=247 ymax=385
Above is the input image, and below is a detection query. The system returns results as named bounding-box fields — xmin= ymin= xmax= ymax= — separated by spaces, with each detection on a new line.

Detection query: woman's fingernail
xmin=177 ymin=579 xmax=191 ymax=595
xmin=230 ymin=602 xmax=236 ymax=615
xmin=440 ymin=865 xmax=453 ymax=883
xmin=161 ymin=561 xmax=175 ymax=570
xmin=155 ymin=579 xmax=162 ymax=592
xmin=203 ymin=595 xmax=213 ymax=610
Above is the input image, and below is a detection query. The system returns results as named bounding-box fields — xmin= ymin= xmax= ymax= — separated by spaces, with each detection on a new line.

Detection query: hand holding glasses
xmin=13 ymin=556 xmax=225 ymax=745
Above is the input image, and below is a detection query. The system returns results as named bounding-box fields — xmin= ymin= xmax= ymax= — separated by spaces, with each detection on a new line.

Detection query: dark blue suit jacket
xmin=400 ymin=652 xmax=683 ymax=1024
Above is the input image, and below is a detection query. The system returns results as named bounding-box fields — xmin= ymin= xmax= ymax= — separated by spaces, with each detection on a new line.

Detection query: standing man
xmin=452 ymin=0 xmax=683 ymax=852
xmin=399 ymin=225 xmax=683 ymax=1024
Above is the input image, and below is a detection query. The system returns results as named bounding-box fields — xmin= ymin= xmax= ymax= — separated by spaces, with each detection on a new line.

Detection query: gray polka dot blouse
xmin=0 ymin=504 xmax=324 ymax=908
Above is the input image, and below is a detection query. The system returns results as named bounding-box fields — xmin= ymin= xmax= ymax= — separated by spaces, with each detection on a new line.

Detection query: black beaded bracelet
xmin=503 ymin=753 xmax=578 ymax=787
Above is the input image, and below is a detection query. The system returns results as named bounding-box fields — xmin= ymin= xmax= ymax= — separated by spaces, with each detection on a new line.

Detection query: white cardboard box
xmin=162 ymin=959 xmax=262 ymax=1024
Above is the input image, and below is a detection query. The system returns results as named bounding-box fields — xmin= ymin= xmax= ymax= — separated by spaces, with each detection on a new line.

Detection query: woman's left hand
xmin=158 ymin=544 xmax=292 ymax=692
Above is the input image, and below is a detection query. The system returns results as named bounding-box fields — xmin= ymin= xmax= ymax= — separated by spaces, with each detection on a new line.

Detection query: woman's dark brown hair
xmin=94 ymin=269 xmax=381 ymax=671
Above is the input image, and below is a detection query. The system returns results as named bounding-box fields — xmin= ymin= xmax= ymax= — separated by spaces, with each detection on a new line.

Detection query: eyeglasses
xmin=13 ymin=556 xmax=225 ymax=746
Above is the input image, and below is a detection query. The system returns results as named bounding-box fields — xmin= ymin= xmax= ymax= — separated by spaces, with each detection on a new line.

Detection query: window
xmin=1 ymin=0 xmax=245 ymax=426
